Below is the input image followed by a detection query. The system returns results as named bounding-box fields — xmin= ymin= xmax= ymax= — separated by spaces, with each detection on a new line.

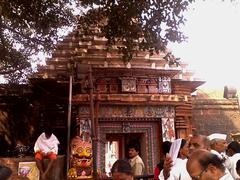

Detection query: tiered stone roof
xmin=33 ymin=26 xmax=201 ymax=85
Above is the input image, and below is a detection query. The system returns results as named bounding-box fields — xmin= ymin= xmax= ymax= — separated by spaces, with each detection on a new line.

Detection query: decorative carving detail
xmin=122 ymin=122 xmax=131 ymax=133
xmin=121 ymin=78 xmax=136 ymax=92
xmin=99 ymin=105 xmax=175 ymax=118
xmin=145 ymin=106 xmax=154 ymax=117
xmin=96 ymin=79 xmax=108 ymax=93
xmin=162 ymin=118 xmax=175 ymax=142
xmin=123 ymin=106 xmax=134 ymax=117
xmin=79 ymin=106 xmax=90 ymax=115
xmin=159 ymin=77 xmax=171 ymax=93
xmin=67 ymin=136 xmax=93 ymax=179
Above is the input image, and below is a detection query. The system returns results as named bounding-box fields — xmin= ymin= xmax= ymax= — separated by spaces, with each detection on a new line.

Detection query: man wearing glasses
xmin=187 ymin=149 xmax=234 ymax=180
xmin=159 ymin=134 xmax=210 ymax=179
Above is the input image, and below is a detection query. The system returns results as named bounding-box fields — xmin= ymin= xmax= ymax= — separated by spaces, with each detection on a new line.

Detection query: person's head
xmin=111 ymin=159 xmax=133 ymax=180
xmin=210 ymin=139 xmax=227 ymax=154
xmin=226 ymin=141 xmax=240 ymax=156
xmin=44 ymin=125 xmax=53 ymax=139
xmin=187 ymin=149 xmax=225 ymax=180
xmin=162 ymin=141 xmax=172 ymax=157
xmin=189 ymin=135 xmax=210 ymax=155
xmin=208 ymin=133 xmax=227 ymax=153
xmin=178 ymin=139 xmax=189 ymax=159
xmin=128 ymin=143 xmax=140 ymax=159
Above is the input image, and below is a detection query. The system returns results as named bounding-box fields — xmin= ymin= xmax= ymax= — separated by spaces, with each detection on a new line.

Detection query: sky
xmin=169 ymin=0 xmax=240 ymax=89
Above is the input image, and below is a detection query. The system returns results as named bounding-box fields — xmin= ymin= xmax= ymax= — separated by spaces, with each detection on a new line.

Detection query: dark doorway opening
xmin=106 ymin=133 xmax=144 ymax=159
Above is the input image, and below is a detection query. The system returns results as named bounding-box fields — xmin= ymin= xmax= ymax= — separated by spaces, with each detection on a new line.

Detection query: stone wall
xmin=192 ymin=93 xmax=240 ymax=139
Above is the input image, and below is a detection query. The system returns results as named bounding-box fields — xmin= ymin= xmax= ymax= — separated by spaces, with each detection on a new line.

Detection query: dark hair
xmin=44 ymin=126 xmax=53 ymax=137
xmin=177 ymin=139 xmax=187 ymax=157
xmin=111 ymin=159 xmax=133 ymax=176
xmin=236 ymin=159 xmax=240 ymax=174
xmin=227 ymin=141 xmax=240 ymax=153
xmin=199 ymin=153 xmax=225 ymax=172
xmin=180 ymin=139 xmax=187 ymax=149
xmin=128 ymin=143 xmax=140 ymax=152
xmin=162 ymin=141 xmax=172 ymax=155
xmin=0 ymin=165 xmax=12 ymax=179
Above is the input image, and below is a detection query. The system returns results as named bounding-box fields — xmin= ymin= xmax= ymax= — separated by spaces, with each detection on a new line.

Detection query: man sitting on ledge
xmin=34 ymin=126 xmax=60 ymax=180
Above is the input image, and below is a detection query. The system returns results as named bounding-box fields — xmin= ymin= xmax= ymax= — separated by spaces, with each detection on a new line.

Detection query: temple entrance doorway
xmin=105 ymin=133 xmax=146 ymax=175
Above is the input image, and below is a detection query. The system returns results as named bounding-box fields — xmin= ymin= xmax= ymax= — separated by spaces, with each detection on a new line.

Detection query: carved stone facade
xmin=94 ymin=76 xmax=172 ymax=94
xmin=32 ymin=26 xmax=204 ymax=176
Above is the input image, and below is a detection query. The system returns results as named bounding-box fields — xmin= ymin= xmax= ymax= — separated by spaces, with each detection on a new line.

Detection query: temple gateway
xmin=31 ymin=26 xmax=204 ymax=178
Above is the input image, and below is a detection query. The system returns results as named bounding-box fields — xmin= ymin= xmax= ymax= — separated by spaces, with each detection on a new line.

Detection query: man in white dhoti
xmin=34 ymin=126 xmax=60 ymax=180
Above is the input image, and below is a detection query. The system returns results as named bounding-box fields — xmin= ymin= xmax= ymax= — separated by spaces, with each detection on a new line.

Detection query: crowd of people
xmin=112 ymin=132 xmax=240 ymax=180
xmin=154 ymin=133 xmax=240 ymax=180
xmin=3 ymin=128 xmax=240 ymax=180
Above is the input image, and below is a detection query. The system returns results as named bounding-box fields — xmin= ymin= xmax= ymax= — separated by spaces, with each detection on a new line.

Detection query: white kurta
xmin=34 ymin=133 xmax=60 ymax=154
xmin=219 ymin=173 xmax=234 ymax=180
xmin=210 ymin=150 xmax=231 ymax=170
xmin=210 ymin=149 xmax=234 ymax=179
xmin=228 ymin=153 xmax=240 ymax=179
xmin=158 ymin=158 xmax=191 ymax=180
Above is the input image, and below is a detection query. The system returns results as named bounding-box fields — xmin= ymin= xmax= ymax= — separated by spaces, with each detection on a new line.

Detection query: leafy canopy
xmin=79 ymin=0 xmax=194 ymax=62
xmin=0 ymin=0 xmax=76 ymax=82
xmin=0 ymin=0 xmax=195 ymax=82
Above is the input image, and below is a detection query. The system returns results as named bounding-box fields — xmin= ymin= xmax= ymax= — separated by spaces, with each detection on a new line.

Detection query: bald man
xmin=187 ymin=149 xmax=234 ymax=180
xmin=159 ymin=134 xmax=210 ymax=179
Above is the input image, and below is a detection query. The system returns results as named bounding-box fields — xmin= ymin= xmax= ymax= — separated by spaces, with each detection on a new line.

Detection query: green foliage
xmin=0 ymin=0 xmax=196 ymax=82
xmin=79 ymin=0 xmax=195 ymax=62
xmin=0 ymin=0 xmax=77 ymax=82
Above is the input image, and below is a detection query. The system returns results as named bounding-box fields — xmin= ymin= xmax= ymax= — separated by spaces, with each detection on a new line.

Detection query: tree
xmin=0 ymin=0 xmax=77 ymax=82
xmin=79 ymin=0 xmax=194 ymax=62
xmin=0 ymin=0 xmax=195 ymax=82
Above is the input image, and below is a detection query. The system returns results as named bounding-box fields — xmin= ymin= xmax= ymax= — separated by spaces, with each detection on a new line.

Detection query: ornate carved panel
xmin=122 ymin=122 xmax=131 ymax=133
xmin=148 ymin=79 xmax=158 ymax=93
xmin=137 ymin=79 xmax=148 ymax=93
xmin=99 ymin=105 xmax=175 ymax=118
xmin=78 ymin=106 xmax=90 ymax=116
xmin=109 ymin=78 xmax=119 ymax=93
xmin=121 ymin=78 xmax=136 ymax=92
xmin=159 ymin=77 xmax=171 ymax=93
xmin=96 ymin=79 xmax=107 ymax=93
xmin=162 ymin=118 xmax=175 ymax=142
xmin=94 ymin=76 xmax=172 ymax=94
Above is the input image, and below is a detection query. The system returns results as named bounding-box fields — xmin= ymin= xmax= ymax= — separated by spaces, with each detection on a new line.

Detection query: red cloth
xmin=35 ymin=151 xmax=57 ymax=160
xmin=154 ymin=166 xmax=160 ymax=180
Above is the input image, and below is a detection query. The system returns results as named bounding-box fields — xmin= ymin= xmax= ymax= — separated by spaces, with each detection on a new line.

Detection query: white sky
xmin=168 ymin=0 xmax=240 ymax=89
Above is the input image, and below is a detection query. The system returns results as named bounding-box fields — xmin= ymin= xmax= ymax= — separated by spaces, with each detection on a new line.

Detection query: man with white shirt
xmin=208 ymin=133 xmax=228 ymax=159
xmin=187 ymin=149 xmax=234 ymax=180
xmin=159 ymin=134 xmax=210 ymax=180
xmin=208 ymin=133 xmax=231 ymax=171
xmin=226 ymin=141 xmax=240 ymax=179
xmin=34 ymin=126 xmax=60 ymax=180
